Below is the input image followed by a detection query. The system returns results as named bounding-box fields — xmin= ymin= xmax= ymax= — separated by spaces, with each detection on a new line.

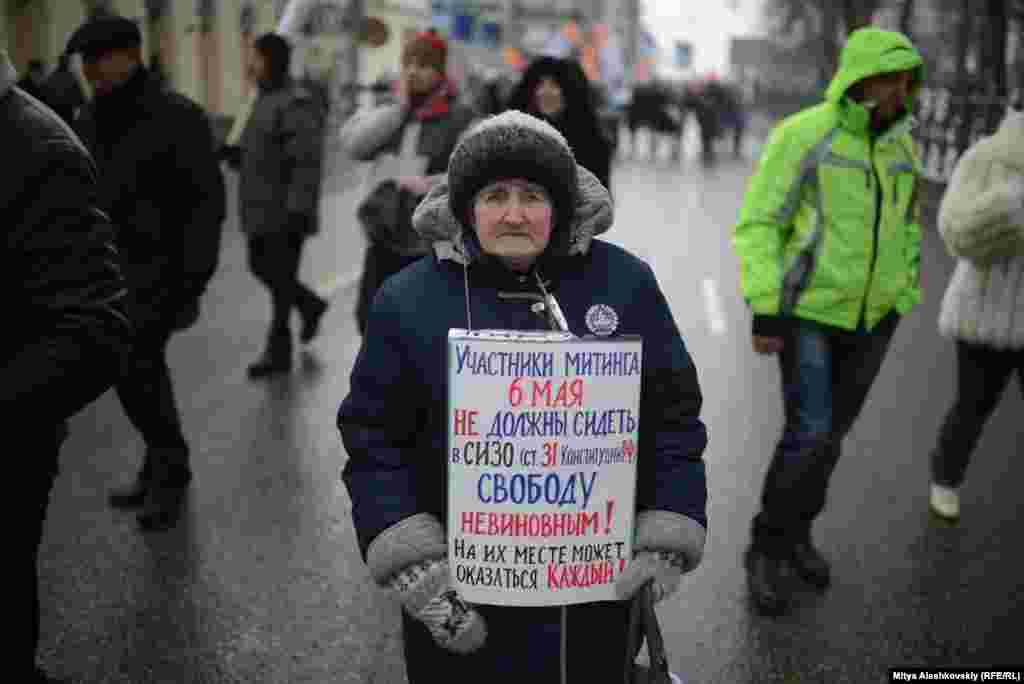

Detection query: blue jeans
xmin=751 ymin=312 xmax=900 ymax=555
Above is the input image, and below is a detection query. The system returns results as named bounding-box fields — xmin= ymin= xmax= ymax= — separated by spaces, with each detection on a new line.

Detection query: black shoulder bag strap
xmin=625 ymin=582 xmax=673 ymax=684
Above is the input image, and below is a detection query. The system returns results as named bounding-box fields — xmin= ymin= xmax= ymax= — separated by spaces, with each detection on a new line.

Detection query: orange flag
xmin=503 ymin=47 xmax=526 ymax=70
xmin=562 ymin=20 xmax=580 ymax=47
xmin=581 ymin=44 xmax=601 ymax=82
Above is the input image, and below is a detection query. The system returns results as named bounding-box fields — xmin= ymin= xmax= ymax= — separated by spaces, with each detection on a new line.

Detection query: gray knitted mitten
xmin=615 ymin=550 xmax=687 ymax=603
xmin=389 ymin=557 xmax=487 ymax=653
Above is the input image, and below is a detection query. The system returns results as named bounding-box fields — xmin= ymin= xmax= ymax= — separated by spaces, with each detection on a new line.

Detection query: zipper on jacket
xmin=859 ymin=141 xmax=883 ymax=329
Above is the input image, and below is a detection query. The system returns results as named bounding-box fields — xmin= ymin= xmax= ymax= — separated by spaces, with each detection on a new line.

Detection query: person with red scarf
xmin=341 ymin=32 xmax=476 ymax=335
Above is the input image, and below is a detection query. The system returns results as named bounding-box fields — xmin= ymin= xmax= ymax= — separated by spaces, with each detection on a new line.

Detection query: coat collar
xmin=837 ymin=96 xmax=916 ymax=143
xmin=0 ymin=51 xmax=16 ymax=98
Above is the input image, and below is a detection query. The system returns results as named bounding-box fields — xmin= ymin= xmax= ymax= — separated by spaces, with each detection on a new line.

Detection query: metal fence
xmin=914 ymin=88 xmax=1012 ymax=182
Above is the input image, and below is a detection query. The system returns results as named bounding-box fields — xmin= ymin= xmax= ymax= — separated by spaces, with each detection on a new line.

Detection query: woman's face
xmin=402 ymin=58 xmax=443 ymax=98
xmin=247 ymin=50 xmax=269 ymax=84
xmin=535 ymin=76 xmax=565 ymax=117
xmin=473 ymin=179 xmax=554 ymax=272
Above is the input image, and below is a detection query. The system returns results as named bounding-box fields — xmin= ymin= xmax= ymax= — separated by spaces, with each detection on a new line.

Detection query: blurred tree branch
xmin=898 ymin=0 xmax=914 ymax=37
xmin=761 ymin=0 xmax=1024 ymax=97
xmin=763 ymin=0 xmax=882 ymax=85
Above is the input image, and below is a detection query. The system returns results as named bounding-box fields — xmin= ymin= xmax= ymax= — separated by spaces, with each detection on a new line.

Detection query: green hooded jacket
xmin=733 ymin=27 xmax=925 ymax=335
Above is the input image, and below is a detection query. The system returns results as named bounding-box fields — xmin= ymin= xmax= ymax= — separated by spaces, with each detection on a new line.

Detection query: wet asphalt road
xmin=39 ymin=127 xmax=1023 ymax=683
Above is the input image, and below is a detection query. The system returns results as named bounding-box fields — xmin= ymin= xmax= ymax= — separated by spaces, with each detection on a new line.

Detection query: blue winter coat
xmin=337 ymin=166 xmax=708 ymax=682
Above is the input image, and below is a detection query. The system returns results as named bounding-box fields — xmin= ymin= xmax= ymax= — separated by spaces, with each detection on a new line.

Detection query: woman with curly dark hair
xmin=504 ymin=56 xmax=614 ymax=194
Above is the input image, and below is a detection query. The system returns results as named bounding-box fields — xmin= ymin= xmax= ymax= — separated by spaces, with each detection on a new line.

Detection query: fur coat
xmin=937 ymin=108 xmax=1024 ymax=349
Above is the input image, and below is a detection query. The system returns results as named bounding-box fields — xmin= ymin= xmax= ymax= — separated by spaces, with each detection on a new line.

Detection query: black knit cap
xmin=448 ymin=110 xmax=579 ymax=246
xmin=67 ymin=14 xmax=142 ymax=61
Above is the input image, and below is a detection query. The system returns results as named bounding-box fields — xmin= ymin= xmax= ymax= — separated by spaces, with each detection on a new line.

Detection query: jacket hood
xmin=506 ymin=57 xmax=599 ymax=123
xmin=411 ymin=163 xmax=614 ymax=266
xmin=824 ymin=27 xmax=924 ymax=104
xmin=1 ymin=50 xmax=16 ymax=98
xmin=253 ymin=33 xmax=292 ymax=90
xmin=509 ymin=58 xmax=588 ymax=104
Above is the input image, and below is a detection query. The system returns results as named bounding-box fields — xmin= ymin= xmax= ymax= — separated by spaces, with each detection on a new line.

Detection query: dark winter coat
xmin=337 ymin=165 xmax=707 ymax=682
xmin=237 ymin=79 xmax=325 ymax=237
xmin=73 ymin=66 xmax=226 ymax=334
xmin=40 ymin=57 xmax=86 ymax=126
xmin=626 ymin=83 xmax=683 ymax=135
xmin=1 ymin=51 xmax=130 ymax=443
xmin=505 ymin=57 xmax=614 ymax=192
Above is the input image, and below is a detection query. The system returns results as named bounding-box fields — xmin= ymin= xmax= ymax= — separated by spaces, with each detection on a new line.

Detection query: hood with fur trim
xmin=411 ymin=163 xmax=613 ymax=266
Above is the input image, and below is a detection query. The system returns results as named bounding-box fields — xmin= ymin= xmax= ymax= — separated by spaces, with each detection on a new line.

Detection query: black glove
xmin=170 ymin=297 xmax=201 ymax=331
xmin=169 ymin=278 xmax=210 ymax=331
xmin=287 ymin=211 xmax=318 ymax=236
xmin=219 ymin=144 xmax=241 ymax=170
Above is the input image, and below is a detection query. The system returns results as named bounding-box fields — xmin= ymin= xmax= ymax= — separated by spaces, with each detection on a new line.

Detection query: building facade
xmin=0 ymin=0 xmax=428 ymax=120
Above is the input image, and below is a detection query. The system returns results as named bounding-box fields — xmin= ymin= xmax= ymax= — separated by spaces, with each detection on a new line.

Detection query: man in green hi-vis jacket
xmin=733 ymin=27 xmax=925 ymax=616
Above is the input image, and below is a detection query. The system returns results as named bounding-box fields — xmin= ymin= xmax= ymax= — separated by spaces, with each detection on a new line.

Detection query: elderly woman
xmin=337 ymin=111 xmax=707 ymax=681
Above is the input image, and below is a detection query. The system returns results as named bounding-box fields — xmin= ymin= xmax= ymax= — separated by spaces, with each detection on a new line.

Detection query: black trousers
xmin=931 ymin=340 xmax=1024 ymax=487
xmin=752 ymin=313 xmax=900 ymax=554
xmin=355 ymin=244 xmax=422 ymax=336
xmin=25 ymin=429 xmax=61 ymax=677
xmin=400 ymin=602 xmax=630 ymax=682
xmin=114 ymin=326 xmax=191 ymax=482
xmin=247 ymin=232 xmax=322 ymax=349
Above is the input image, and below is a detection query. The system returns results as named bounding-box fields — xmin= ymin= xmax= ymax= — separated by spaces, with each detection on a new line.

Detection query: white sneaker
xmin=930 ymin=483 xmax=960 ymax=520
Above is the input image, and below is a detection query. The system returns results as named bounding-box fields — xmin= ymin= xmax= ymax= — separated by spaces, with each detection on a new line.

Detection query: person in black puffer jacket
xmin=222 ymin=32 xmax=328 ymax=378
xmin=68 ymin=14 xmax=227 ymax=531
xmin=2 ymin=48 xmax=131 ymax=683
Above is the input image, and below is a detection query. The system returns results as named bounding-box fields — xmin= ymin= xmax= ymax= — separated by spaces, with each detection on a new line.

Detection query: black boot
xmin=790 ymin=540 xmax=831 ymax=589
xmin=299 ymin=295 xmax=328 ymax=344
xmin=136 ymin=449 xmax=191 ymax=532
xmin=137 ymin=482 xmax=187 ymax=531
xmin=247 ymin=333 xmax=292 ymax=379
xmin=34 ymin=667 xmax=70 ymax=684
xmin=745 ymin=547 xmax=789 ymax=616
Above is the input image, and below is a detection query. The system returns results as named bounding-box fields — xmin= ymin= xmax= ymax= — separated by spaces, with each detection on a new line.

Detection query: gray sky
xmin=642 ymin=0 xmax=765 ymax=77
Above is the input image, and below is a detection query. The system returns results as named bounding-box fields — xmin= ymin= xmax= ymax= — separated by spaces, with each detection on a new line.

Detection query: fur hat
xmin=402 ymin=31 xmax=447 ymax=74
xmin=447 ymin=110 xmax=579 ymax=243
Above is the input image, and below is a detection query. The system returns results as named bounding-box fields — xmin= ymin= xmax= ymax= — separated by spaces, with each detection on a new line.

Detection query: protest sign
xmin=447 ymin=329 xmax=642 ymax=607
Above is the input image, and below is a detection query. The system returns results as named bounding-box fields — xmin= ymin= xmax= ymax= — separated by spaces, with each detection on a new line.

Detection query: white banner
xmin=447 ymin=330 xmax=642 ymax=607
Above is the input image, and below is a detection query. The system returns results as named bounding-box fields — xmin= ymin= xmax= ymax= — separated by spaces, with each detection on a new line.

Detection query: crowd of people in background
xmin=6 ymin=9 xmax=1022 ymax=682
xmin=620 ymin=76 xmax=748 ymax=165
